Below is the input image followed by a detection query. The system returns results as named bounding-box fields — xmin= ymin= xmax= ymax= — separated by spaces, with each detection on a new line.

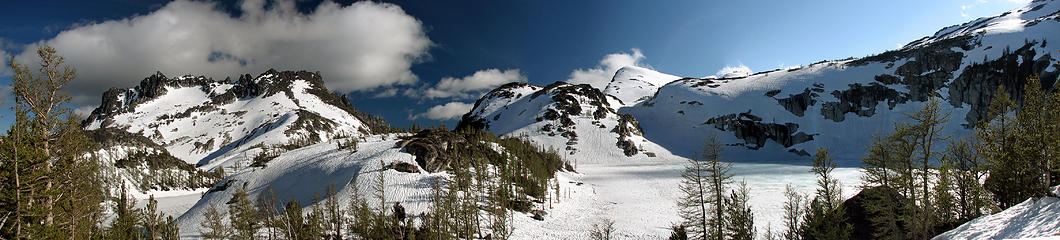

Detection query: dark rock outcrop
xmin=398 ymin=129 xmax=467 ymax=173
xmin=948 ymin=41 xmax=1057 ymax=127
xmin=703 ymin=110 xmax=815 ymax=150
xmin=821 ymin=83 xmax=908 ymax=122
xmin=774 ymin=87 xmax=822 ymax=117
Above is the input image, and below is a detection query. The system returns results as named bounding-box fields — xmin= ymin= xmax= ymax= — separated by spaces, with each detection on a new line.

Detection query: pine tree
xmin=948 ymin=137 xmax=989 ymax=221
xmin=108 ymin=185 xmax=142 ymax=239
xmin=1014 ymin=75 xmax=1055 ymax=196
xmin=800 ymin=148 xmax=852 ymax=240
xmin=9 ymin=46 xmax=77 ymax=228
xmin=703 ymin=135 xmax=732 ymax=240
xmin=323 ymin=184 xmax=345 ymax=239
xmin=256 ymin=188 xmax=282 ymax=240
xmin=160 ymin=215 xmax=180 ymax=240
xmin=678 ymin=151 xmax=710 ymax=240
xmin=678 ymin=135 xmax=730 ymax=240
xmin=979 ymin=85 xmax=1033 ymax=209
xmin=669 ymin=223 xmax=689 ymax=240
xmin=782 ymin=184 xmax=806 ymax=240
xmin=2 ymin=45 xmax=106 ymax=239
xmin=862 ymin=133 xmax=896 ymax=188
xmin=229 ymin=186 xmax=260 ymax=239
xmin=724 ymin=181 xmax=754 ymax=240
xmin=304 ymin=194 xmax=325 ymax=240
xmin=201 ymin=203 xmax=231 ymax=240
xmin=934 ymin=158 xmax=957 ymax=229
xmin=282 ymin=198 xmax=304 ymax=240
xmin=142 ymin=195 xmax=165 ymax=239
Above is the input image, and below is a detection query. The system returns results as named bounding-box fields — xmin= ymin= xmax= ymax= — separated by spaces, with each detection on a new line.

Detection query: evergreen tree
xmin=703 ymin=135 xmax=732 ymax=240
xmin=669 ymin=223 xmax=689 ymax=240
xmin=304 ymin=194 xmax=325 ymax=240
xmin=282 ymin=198 xmax=305 ymax=240
xmin=160 ymin=216 xmax=180 ymax=240
xmin=799 ymin=148 xmax=852 ymax=240
xmin=2 ymin=45 xmax=106 ymax=239
xmin=934 ymin=158 xmax=957 ymax=228
xmin=907 ymin=98 xmax=950 ymax=237
xmin=108 ymin=185 xmax=141 ymax=240
xmin=229 ymin=186 xmax=260 ymax=239
xmin=724 ymin=181 xmax=754 ymax=240
xmin=1014 ymin=75 xmax=1056 ymax=196
xmin=782 ymin=184 xmax=806 ymax=240
xmin=862 ymin=133 xmax=897 ymax=188
xmin=948 ymin=137 xmax=990 ymax=221
xmin=142 ymin=195 xmax=167 ymax=239
xmin=256 ymin=188 xmax=282 ymax=240
xmin=979 ymin=85 xmax=1035 ymax=209
xmin=677 ymin=135 xmax=731 ymax=240
xmin=201 ymin=203 xmax=231 ymax=240
xmin=323 ymin=184 xmax=345 ymax=239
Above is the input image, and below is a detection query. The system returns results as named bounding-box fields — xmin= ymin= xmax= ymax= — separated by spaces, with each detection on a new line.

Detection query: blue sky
xmin=0 ymin=0 xmax=1031 ymax=129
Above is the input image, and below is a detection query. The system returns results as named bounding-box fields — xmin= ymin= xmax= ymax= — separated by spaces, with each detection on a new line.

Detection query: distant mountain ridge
xmin=463 ymin=0 xmax=1060 ymax=164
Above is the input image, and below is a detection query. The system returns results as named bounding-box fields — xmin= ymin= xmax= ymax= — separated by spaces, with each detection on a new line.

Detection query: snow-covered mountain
xmin=83 ymin=69 xmax=388 ymax=170
xmin=458 ymin=81 xmax=683 ymax=164
xmin=467 ymin=0 xmax=1059 ymax=164
xmin=603 ymin=66 xmax=681 ymax=106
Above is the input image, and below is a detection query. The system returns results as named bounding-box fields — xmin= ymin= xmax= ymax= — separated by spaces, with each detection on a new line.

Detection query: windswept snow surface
xmin=513 ymin=159 xmax=862 ymax=239
xmin=933 ymin=186 xmax=1060 ymax=240
xmin=176 ymin=135 xmax=443 ymax=237
xmin=603 ymin=66 xmax=681 ymax=106
xmin=173 ymin=134 xmax=865 ymax=239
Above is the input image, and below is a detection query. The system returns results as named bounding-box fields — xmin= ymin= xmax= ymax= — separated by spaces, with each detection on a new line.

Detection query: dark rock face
xmin=398 ymin=129 xmax=467 ymax=173
xmin=948 ymin=41 xmax=1058 ymax=126
xmin=703 ymin=110 xmax=815 ymax=150
xmin=774 ymin=87 xmax=822 ymax=117
xmin=385 ymin=162 xmax=421 ymax=173
xmin=841 ymin=186 xmax=913 ymax=240
xmin=821 ymin=83 xmax=908 ymax=122
xmin=613 ymin=113 xmax=643 ymax=157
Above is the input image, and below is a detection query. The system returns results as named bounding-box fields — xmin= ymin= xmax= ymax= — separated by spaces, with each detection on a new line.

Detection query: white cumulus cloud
xmin=413 ymin=68 xmax=526 ymax=99
xmin=567 ymin=48 xmax=646 ymax=90
xmin=11 ymin=0 xmax=432 ymax=106
xmin=715 ymin=64 xmax=752 ymax=78
xmin=412 ymin=102 xmax=474 ymax=120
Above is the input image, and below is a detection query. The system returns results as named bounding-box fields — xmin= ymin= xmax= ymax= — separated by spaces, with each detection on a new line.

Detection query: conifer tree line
xmin=777 ymin=74 xmax=1059 ymax=239
xmin=191 ymin=127 xmax=569 ymax=239
xmin=676 ymin=73 xmax=1058 ymax=239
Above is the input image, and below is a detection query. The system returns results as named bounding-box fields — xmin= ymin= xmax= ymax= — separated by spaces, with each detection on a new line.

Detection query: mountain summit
xmin=83 ymin=69 xmax=388 ymax=169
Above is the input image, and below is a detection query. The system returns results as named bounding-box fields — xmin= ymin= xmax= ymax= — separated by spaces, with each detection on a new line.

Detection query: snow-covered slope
xmin=174 ymin=135 xmax=437 ymax=236
xmin=83 ymin=70 xmax=384 ymax=170
xmin=603 ymin=66 xmax=681 ymax=106
xmin=458 ymin=82 xmax=683 ymax=164
xmin=933 ymin=186 xmax=1060 ymax=240
xmin=622 ymin=0 xmax=1060 ymax=164
xmin=85 ymin=128 xmax=222 ymax=197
